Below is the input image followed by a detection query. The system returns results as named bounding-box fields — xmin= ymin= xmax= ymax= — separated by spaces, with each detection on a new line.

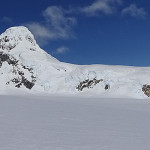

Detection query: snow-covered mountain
xmin=0 ymin=26 xmax=150 ymax=98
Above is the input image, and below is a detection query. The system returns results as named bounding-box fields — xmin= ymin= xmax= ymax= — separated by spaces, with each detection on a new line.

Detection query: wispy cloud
xmin=25 ymin=6 xmax=77 ymax=45
xmin=122 ymin=4 xmax=147 ymax=19
xmin=55 ymin=46 xmax=69 ymax=54
xmin=43 ymin=6 xmax=77 ymax=38
xmin=24 ymin=2 xmax=147 ymax=46
xmin=1 ymin=17 xmax=13 ymax=24
xmin=80 ymin=0 xmax=122 ymax=16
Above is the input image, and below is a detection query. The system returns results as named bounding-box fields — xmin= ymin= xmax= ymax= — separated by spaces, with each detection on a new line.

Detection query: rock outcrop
xmin=142 ymin=84 xmax=150 ymax=97
xmin=76 ymin=78 xmax=103 ymax=91
xmin=0 ymin=51 xmax=36 ymax=89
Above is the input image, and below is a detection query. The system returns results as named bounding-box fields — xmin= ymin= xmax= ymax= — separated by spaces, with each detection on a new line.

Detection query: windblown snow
xmin=0 ymin=26 xmax=150 ymax=98
xmin=0 ymin=95 xmax=150 ymax=150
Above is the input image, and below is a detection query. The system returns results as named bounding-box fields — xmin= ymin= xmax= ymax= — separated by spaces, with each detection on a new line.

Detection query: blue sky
xmin=0 ymin=0 xmax=150 ymax=66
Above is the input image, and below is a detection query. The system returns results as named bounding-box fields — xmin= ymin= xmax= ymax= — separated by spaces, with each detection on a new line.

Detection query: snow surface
xmin=0 ymin=95 xmax=150 ymax=150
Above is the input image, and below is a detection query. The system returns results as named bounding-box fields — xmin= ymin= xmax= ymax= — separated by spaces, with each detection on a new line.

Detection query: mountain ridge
xmin=0 ymin=26 xmax=150 ymax=98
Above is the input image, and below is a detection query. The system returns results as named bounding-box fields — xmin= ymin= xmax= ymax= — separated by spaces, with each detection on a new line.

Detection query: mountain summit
xmin=0 ymin=26 xmax=57 ymax=61
xmin=0 ymin=26 xmax=59 ymax=91
xmin=0 ymin=26 xmax=150 ymax=98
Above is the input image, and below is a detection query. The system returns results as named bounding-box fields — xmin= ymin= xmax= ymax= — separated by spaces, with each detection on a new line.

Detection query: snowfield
xmin=0 ymin=95 xmax=150 ymax=150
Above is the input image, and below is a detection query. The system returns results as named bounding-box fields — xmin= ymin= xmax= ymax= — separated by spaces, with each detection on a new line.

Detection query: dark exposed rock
xmin=26 ymin=35 xmax=35 ymax=46
xmin=22 ymin=65 xmax=33 ymax=72
xmin=0 ymin=51 xmax=36 ymax=90
xmin=30 ymin=48 xmax=36 ymax=51
xmin=21 ymin=77 xmax=34 ymax=89
xmin=11 ymin=78 xmax=20 ymax=84
xmin=18 ymin=71 xmax=24 ymax=76
xmin=4 ymin=36 xmax=9 ymax=42
xmin=0 ymin=52 xmax=18 ymax=67
xmin=105 ymin=84 xmax=110 ymax=90
xmin=0 ymin=36 xmax=16 ymax=51
xmin=0 ymin=52 xmax=9 ymax=61
xmin=77 ymin=78 xmax=103 ymax=91
xmin=9 ymin=65 xmax=36 ymax=89
xmin=15 ymin=83 xmax=22 ymax=88
xmin=142 ymin=84 xmax=150 ymax=97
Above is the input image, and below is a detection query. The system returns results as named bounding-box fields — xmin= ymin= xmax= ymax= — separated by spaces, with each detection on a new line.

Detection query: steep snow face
xmin=0 ymin=26 xmax=150 ymax=98
xmin=0 ymin=26 xmax=64 ymax=91
xmin=0 ymin=26 xmax=37 ymax=51
xmin=0 ymin=26 xmax=58 ymax=62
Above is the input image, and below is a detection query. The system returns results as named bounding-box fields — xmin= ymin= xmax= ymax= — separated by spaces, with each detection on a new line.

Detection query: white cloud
xmin=24 ymin=2 xmax=147 ymax=47
xmin=55 ymin=46 xmax=69 ymax=54
xmin=43 ymin=6 xmax=77 ymax=38
xmin=122 ymin=4 xmax=147 ymax=19
xmin=26 ymin=23 xmax=54 ymax=39
xmin=80 ymin=0 xmax=122 ymax=16
xmin=1 ymin=17 xmax=13 ymax=24
xmin=25 ymin=6 xmax=77 ymax=45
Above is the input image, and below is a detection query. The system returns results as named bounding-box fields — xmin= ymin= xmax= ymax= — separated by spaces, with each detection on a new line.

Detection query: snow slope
xmin=0 ymin=95 xmax=150 ymax=150
xmin=0 ymin=26 xmax=150 ymax=98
